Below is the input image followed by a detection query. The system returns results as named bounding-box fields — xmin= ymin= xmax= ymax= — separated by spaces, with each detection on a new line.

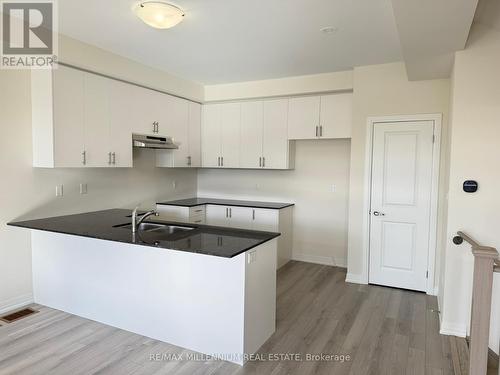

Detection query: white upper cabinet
xmin=287 ymin=93 xmax=352 ymax=140
xmin=84 ymin=74 xmax=111 ymax=167
xmin=287 ymin=96 xmax=320 ymax=139
xmin=240 ymin=101 xmax=263 ymax=168
xmin=319 ymin=93 xmax=353 ymax=139
xmin=51 ymin=65 xmax=85 ymax=167
xmin=188 ymin=102 xmax=201 ymax=167
xmin=220 ymin=102 xmax=241 ymax=168
xmin=156 ymin=98 xmax=201 ymax=168
xmin=109 ymin=80 xmax=134 ymax=168
xmin=262 ymin=99 xmax=292 ymax=169
xmin=31 ymin=64 xmax=199 ymax=168
xmin=201 ymin=102 xmax=241 ymax=168
xmin=201 ymin=104 xmax=221 ymax=168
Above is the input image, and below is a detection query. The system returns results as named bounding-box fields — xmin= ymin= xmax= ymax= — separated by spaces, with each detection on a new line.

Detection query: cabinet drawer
xmin=189 ymin=205 xmax=206 ymax=216
xmin=189 ymin=215 xmax=205 ymax=225
xmin=156 ymin=205 xmax=189 ymax=221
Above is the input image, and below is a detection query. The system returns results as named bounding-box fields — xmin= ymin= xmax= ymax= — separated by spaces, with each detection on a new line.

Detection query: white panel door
xmin=169 ymin=97 xmax=190 ymax=167
xmin=252 ymin=209 xmax=279 ymax=231
xmin=205 ymin=205 xmax=228 ymax=226
xmin=220 ymin=102 xmax=241 ymax=168
xmin=84 ymin=73 xmax=110 ymax=167
xmin=369 ymin=121 xmax=434 ymax=292
xmin=53 ymin=65 xmax=85 ymax=167
xmin=287 ymin=96 xmax=320 ymax=139
xmin=263 ymin=99 xmax=289 ymax=169
xmin=228 ymin=207 xmax=253 ymax=229
xmin=319 ymin=93 xmax=352 ymax=139
xmin=240 ymin=101 xmax=263 ymax=168
xmin=109 ymin=80 xmax=134 ymax=167
xmin=201 ymin=104 xmax=221 ymax=168
xmin=188 ymin=102 xmax=201 ymax=167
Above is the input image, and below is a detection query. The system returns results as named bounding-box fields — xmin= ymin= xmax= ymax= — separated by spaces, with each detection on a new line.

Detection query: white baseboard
xmin=0 ymin=293 xmax=34 ymax=315
xmin=440 ymin=321 xmax=467 ymax=337
xmin=345 ymin=273 xmax=367 ymax=284
xmin=292 ymin=253 xmax=347 ymax=268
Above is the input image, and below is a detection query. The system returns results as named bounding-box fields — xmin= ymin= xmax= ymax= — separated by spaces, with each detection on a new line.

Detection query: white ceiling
xmin=58 ymin=0 xmax=403 ymax=84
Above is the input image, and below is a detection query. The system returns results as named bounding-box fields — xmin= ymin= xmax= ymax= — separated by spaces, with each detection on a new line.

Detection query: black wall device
xmin=463 ymin=180 xmax=478 ymax=193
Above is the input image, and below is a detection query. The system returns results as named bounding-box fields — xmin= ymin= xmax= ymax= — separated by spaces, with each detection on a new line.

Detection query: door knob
xmin=373 ymin=211 xmax=385 ymax=216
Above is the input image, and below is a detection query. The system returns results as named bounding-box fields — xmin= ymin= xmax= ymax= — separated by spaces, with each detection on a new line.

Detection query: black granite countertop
xmin=157 ymin=197 xmax=294 ymax=209
xmin=7 ymin=209 xmax=280 ymax=258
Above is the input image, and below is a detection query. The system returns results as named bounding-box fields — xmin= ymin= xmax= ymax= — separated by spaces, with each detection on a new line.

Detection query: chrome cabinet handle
xmin=108 ymin=152 xmax=112 ymax=165
xmin=112 ymin=152 xmax=116 ymax=165
xmin=229 ymin=207 xmax=232 ymax=218
xmin=372 ymin=211 xmax=385 ymax=216
xmin=262 ymin=157 xmax=265 ymax=167
xmin=315 ymin=126 xmax=318 ymax=137
xmin=187 ymin=156 xmax=191 ymax=166
xmin=259 ymin=157 xmax=262 ymax=167
xmin=156 ymin=122 xmax=159 ymax=133
xmin=320 ymin=126 xmax=323 ymax=137
xmin=82 ymin=150 xmax=86 ymax=165
xmin=225 ymin=207 xmax=228 ymax=217
xmin=252 ymin=209 xmax=255 ymax=220
xmin=221 ymin=156 xmax=224 ymax=167
xmin=217 ymin=156 xmax=220 ymax=167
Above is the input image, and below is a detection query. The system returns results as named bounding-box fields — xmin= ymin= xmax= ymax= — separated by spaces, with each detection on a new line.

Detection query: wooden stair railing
xmin=453 ymin=231 xmax=499 ymax=375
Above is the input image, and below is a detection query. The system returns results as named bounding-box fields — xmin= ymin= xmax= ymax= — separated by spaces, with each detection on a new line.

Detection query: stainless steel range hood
xmin=132 ymin=134 xmax=178 ymax=149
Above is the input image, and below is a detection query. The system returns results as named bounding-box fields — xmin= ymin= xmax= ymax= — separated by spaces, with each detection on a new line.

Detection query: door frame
xmin=361 ymin=114 xmax=442 ymax=295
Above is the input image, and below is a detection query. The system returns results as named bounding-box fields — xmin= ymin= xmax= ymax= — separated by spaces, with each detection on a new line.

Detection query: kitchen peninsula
xmin=8 ymin=209 xmax=280 ymax=365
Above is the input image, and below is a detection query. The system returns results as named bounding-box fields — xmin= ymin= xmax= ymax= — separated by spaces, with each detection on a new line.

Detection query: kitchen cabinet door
xmin=169 ymin=97 xmax=190 ymax=167
xmin=131 ymin=86 xmax=162 ymax=135
xmin=220 ymin=102 xmax=241 ymax=168
xmin=84 ymin=73 xmax=111 ymax=167
xmin=240 ymin=101 xmax=263 ymax=168
xmin=188 ymin=102 xmax=201 ymax=167
xmin=201 ymin=104 xmax=221 ymax=168
xmin=263 ymin=99 xmax=289 ymax=169
xmin=205 ymin=205 xmax=228 ymax=226
xmin=252 ymin=209 xmax=279 ymax=231
xmin=228 ymin=206 xmax=253 ymax=229
xmin=109 ymin=80 xmax=134 ymax=167
xmin=52 ymin=65 xmax=85 ymax=167
xmin=287 ymin=96 xmax=320 ymax=139
xmin=319 ymin=93 xmax=352 ymax=139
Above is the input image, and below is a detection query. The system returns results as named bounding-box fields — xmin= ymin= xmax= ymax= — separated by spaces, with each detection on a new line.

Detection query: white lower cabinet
xmin=156 ymin=205 xmax=206 ymax=224
xmin=205 ymin=204 xmax=293 ymax=269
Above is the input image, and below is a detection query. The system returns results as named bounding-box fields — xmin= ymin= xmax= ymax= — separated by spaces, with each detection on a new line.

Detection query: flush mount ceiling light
xmin=135 ymin=1 xmax=185 ymax=29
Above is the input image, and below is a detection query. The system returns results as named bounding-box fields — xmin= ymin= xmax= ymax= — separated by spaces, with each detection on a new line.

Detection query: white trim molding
xmin=345 ymin=273 xmax=365 ymax=284
xmin=0 ymin=293 xmax=34 ymax=315
xmin=440 ymin=321 xmax=467 ymax=337
xmin=292 ymin=253 xmax=347 ymax=268
xmin=361 ymin=114 xmax=443 ymax=295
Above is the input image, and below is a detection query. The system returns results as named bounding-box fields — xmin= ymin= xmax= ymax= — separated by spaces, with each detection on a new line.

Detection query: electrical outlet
xmin=79 ymin=183 xmax=88 ymax=194
xmin=55 ymin=184 xmax=63 ymax=197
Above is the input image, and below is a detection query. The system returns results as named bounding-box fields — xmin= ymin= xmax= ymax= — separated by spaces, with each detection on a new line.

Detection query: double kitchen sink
xmin=114 ymin=222 xmax=195 ymax=235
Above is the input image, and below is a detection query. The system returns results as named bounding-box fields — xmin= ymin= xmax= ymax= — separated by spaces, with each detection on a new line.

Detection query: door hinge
xmin=432 ymin=135 xmax=436 ymax=143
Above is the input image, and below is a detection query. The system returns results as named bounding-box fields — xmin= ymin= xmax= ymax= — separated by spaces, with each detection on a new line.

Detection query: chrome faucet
xmin=132 ymin=206 xmax=159 ymax=233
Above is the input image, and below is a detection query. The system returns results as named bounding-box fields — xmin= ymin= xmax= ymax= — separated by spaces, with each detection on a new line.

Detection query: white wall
xmin=204 ymin=70 xmax=353 ymax=102
xmin=440 ymin=23 xmax=500 ymax=352
xmin=198 ymin=140 xmax=351 ymax=267
xmin=0 ymin=36 xmax=201 ymax=314
xmin=347 ymin=62 xmax=451 ymax=289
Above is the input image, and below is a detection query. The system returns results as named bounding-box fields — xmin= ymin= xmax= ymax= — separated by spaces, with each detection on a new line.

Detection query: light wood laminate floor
xmin=0 ymin=261 xmax=454 ymax=374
